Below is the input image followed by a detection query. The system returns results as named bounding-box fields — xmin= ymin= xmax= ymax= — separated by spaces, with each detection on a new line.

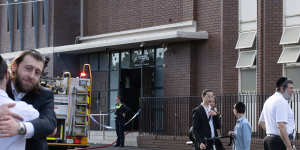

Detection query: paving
xmin=66 ymin=144 xmax=159 ymax=150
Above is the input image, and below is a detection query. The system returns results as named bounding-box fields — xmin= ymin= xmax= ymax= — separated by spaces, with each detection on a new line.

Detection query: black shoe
xmin=120 ymin=145 xmax=124 ymax=147
xmin=114 ymin=144 xmax=119 ymax=147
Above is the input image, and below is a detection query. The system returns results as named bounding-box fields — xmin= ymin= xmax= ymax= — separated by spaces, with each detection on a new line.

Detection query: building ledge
xmin=1 ymin=20 xmax=208 ymax=59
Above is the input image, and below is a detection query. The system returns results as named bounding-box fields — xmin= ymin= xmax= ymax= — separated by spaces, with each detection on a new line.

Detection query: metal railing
xmin=139 ymin=92 xmax=300 ymax=143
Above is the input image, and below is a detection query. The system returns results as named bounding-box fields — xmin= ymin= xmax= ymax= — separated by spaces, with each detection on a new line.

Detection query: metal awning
xmin=53 ymin=31 xmax=208 ymax=53
xmin=1 ymin=20 xmax=208 ymax=60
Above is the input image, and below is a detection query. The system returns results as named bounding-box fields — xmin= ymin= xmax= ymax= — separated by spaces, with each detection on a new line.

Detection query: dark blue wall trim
xmin=44 ymin=0 xmax=49 ymax=47
xmin=18 ymin=0 xmax=23 ymax=50
xmin=7 ymin=0 xmax=14 ymax=51
xmin=33 ymin=0 xmax=39 ymax=48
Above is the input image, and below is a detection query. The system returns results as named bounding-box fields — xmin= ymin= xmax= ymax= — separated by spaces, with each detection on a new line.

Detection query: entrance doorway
xmin=119 ymin=67 xmax=154 ymax=130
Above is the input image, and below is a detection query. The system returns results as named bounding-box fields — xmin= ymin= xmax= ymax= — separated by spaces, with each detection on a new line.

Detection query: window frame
xmin=277 ymin=46 xmax=300 ymax=64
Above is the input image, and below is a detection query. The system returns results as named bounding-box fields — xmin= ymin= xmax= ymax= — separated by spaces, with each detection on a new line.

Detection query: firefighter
xmin=114 ymin=96 xmax=130 ymax=147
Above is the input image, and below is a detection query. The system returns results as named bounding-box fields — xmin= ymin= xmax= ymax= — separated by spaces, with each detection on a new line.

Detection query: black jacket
xmin=115 ymin=104 xmax=130 ymax=122
xmin=192 ymin=105 xmax=214 ymax=145
xmin=7 ymin=82 xmax=57 ymax=150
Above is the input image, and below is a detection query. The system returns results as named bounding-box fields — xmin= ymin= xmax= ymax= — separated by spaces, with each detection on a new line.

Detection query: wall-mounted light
xmin=140 ymin=42 xmax=145 ymax=48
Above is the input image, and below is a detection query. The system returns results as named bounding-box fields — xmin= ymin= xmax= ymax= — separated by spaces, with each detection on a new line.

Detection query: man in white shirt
xmin=0 ymin=55 xmax=39 ymax=150
xmin=258 ymin=77 xmax=295 ymax=150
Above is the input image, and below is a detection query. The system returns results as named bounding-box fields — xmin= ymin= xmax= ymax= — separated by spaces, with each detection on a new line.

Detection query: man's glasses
xmin=205 ymin=95 xmax=215 ymax=99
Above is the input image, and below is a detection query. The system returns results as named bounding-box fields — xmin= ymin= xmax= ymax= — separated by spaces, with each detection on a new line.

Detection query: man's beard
xmin=283 ymin=90 xmax=292 ymax=102
xmin=14 ymin=72 xmax=39 ymax=93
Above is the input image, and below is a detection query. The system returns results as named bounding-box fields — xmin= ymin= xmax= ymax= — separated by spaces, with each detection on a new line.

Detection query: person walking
xmin=258 ymin=77 xmax=296 ymax=150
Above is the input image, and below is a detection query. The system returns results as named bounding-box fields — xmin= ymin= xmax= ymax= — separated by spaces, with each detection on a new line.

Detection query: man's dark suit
xmin=7 ymin=81 xmax=57 ymax=150
xmin=192 ymin=105 xmax=224 ymax=150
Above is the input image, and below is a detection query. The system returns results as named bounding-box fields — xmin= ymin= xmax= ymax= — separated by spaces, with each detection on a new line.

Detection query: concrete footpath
xmin=67 ymin=144 xmax=160 ymax=150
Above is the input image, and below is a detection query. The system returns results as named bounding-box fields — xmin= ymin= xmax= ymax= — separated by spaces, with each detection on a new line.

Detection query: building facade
xmin=1 ymin=0 xmax=300 ymax=149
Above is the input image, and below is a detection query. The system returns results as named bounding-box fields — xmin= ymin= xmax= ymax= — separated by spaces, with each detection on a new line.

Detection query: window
xmin=280 ymin=26 xmax=300 ymax=45
xmin=235 ymin=31 xmax=257 ymax=49
xmin=285 ymin=0 xmax=300 ymax=17
xmin=239 ymin=0 xmax=257 ymax=31
xmin=240 ymin=69 xmax=256 ymax=92
xmin=131 ymin=50 xmax=142 ymax=67
xmin=286 ymin=66 xmax=300 ymax=90
xmin=284 ymin=0 xmax=300 ymax=26
xmin=277 ymin=46 xmax=300 ymax=64
xmin=240 ymin=0 xmax=257 ymax=23
xmin=144 ymin=48 xmax=155 ymax=66
xmin=121 ymin=51 xmax=130 ymax=68
xmin=236 ymin=50 xmax=256 ymax=68
xmin=110 ymin=52 xmax=119 ymax=70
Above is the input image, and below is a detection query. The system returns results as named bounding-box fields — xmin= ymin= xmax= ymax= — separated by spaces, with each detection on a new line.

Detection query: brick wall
xmin=257 ymin=0 xmax=283 ymax=95
xmin=220 ymin=0 xmax=239 ymax=94
xmin=84 ymin=0 xmax=194 ymax=36
xmin=164 ymin=42 xmax=192 ymax=96
xmin=138 ymin=136 xmax=267 ymax=150
xmin=193 ymin=0 xmax=222 ymax=95
xmin=53 ymin=0 xmax=80 ymax=46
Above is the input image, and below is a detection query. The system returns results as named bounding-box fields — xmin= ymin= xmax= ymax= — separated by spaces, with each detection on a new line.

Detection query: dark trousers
xmin=194 ymin=139 xmax=225 ymax=150
xmin=115 ymin=119 xmax=125 ymax=146
xmin=264 ymin=135 xmax=286 ymax=150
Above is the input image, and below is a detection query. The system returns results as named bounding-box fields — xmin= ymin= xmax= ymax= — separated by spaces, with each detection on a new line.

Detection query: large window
xmin=285 ymin=0 xmax=300 ymax=26
xmin=239 ymin=0 xmax=257 ymax=31
xmin=237 ymin=0 xmax=257 ymax=94
xmin=280 ymin=1 xmax=300 ymax=92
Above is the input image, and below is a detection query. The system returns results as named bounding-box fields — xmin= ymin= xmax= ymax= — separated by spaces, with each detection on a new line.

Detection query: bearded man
xmin=0 ymin=50 xmax=56 ymax=150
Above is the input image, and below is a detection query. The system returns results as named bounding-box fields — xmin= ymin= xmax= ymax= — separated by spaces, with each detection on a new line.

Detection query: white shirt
xmin=11 ymin=83 xmax=35 ymax=139
xmin=0 ymin=89 xmax=39 ymax=150
xmin=259 ymin=92 xmax=295 ymax=137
